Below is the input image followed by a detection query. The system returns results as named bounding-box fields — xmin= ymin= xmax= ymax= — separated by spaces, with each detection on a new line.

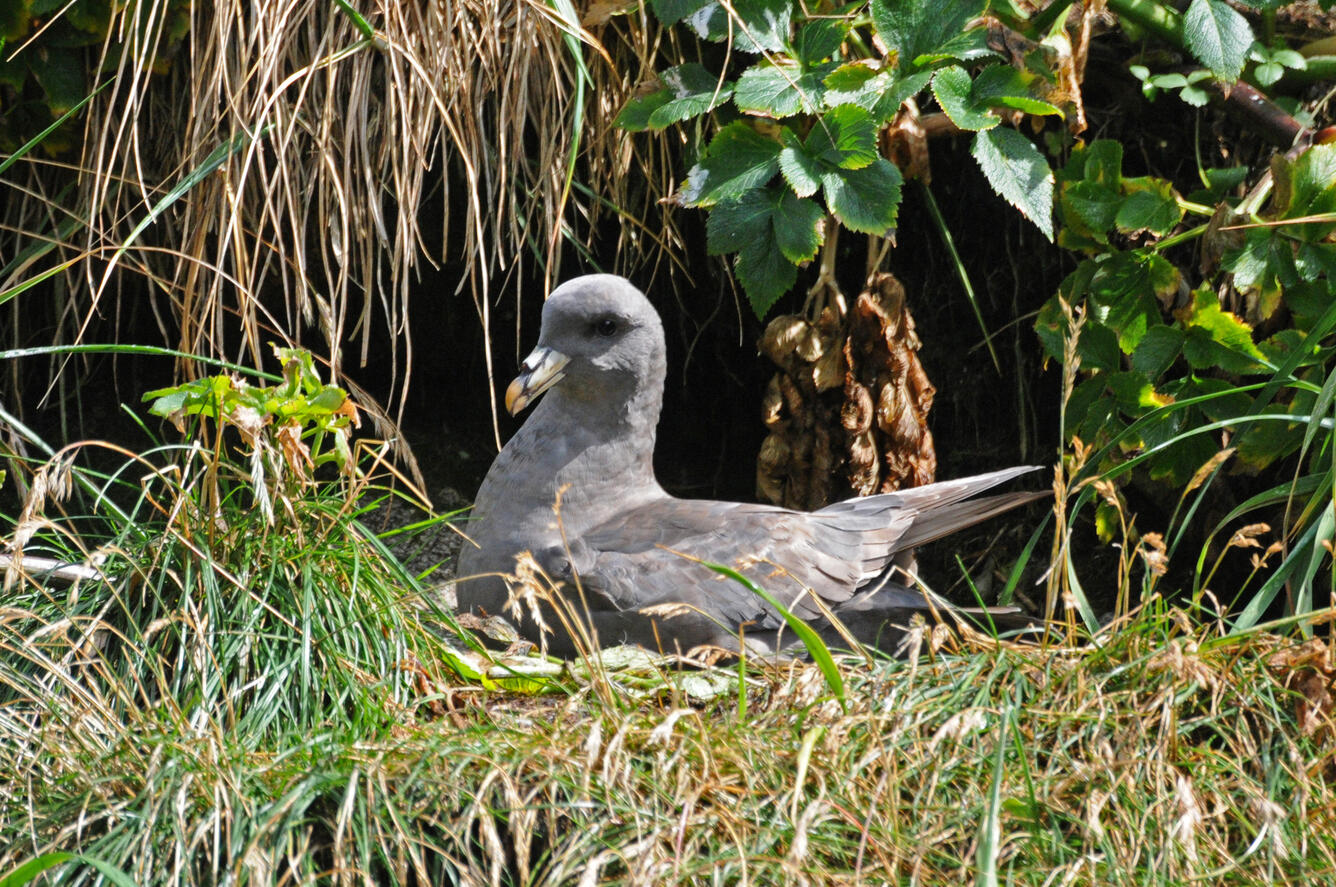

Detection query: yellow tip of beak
xmin=504 ymin=377 xmax=527 ymax=416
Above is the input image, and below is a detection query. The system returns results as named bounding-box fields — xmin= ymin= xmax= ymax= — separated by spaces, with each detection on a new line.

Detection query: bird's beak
xmin=505 ymin=346 xmax=571 ymax=415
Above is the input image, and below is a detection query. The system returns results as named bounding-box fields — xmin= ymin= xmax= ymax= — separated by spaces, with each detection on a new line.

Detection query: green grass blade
xmin=976 ymin=705 xmax=1011 ymax=887
xmin=998 ymin=512 xmax=1051 ymax=607
xmin=0 ymin=80 xmax=113 ymax=178
xmin=922 ymin=182 xmax=1001 ymax=372
xmin=0 ymin=343 xmax=283 ymax=382
xmin=701 ymin=561 xmax=846 ymax=707
xmin=331 ymin=0 xmax=375 ymax=38
xmin=0 ymin=853 xmax=137 ymax=887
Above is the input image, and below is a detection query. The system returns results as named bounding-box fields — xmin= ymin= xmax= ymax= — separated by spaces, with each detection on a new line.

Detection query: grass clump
xmin=1 ymin=353 xmax=1334 ymax=884
xmin=3 ymin=593 xmax=1334 ymax=883
xmin=0 ymin=348 xmax=466 ymax=753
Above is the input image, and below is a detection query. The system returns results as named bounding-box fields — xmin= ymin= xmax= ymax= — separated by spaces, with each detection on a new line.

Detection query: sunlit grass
xmin=3 ymin=575 xmax=1333 ymax=883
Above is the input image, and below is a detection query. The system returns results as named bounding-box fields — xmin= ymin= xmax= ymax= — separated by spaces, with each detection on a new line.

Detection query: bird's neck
xmin=480 ymin=380 xmax=666 ymax=541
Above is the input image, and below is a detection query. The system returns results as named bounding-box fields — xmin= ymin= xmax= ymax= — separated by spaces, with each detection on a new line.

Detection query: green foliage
xmin=972 ymin=126 xmax=1055 ymax=241
xmin=621 ymin=0 xmax=1076 ymax=317
xmin=1182 ymin=0 xmax=1253 ymax=80
xmin=618 ymin=0 xmax=1334 ymax=630
xmin=0 ymin=346 xmax=478 ymax=755
xmin=0 ymin=0 xmax=191 ymax=153
xmin=1040 ymin=137 xmax=1336 ymax=631
xmin=144 ymin=346 xmax=360 ymax=513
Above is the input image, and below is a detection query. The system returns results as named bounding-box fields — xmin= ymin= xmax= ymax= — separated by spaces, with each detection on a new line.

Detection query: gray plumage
xmin=455 ymin=274 xmax=1043 ymax=656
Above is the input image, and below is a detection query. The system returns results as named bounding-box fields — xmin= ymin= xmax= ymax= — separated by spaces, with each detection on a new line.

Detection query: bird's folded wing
xmin=560 ymin=498 xmax=917 ymax=631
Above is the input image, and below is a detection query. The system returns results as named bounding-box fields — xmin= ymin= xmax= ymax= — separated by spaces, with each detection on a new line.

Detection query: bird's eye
xmin=593 ymin=317 xmax=618 ymax=337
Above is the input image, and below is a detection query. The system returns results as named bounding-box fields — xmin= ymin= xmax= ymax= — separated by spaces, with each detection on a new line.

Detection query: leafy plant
xmin=144 ymin=345 xmax=361 ymax=519
xmin=0 ymin=346 xmax=476 ymax=747
xmin=0 ymin=0 xmax=191 ymax=153
xmin=619 ymin=0 xmax=1072 ymax=316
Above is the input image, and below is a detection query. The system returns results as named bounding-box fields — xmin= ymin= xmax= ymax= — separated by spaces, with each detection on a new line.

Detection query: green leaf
xmin=778 ymin=130 xmax=822 ymax=197
xmin=1061 ymin=181 xmax=1121 ymax=239
xmin=686 ymin=2 xmax=731 ymax=41
xmin=1067 ymin=139 xmax=1123 ymax=189
xmin=615 ymin=88 xmax=672 ymax=132
xmin=682 ymin=122 xmax=781 ymax=206
xmin=972 ymin=127 xmax=1054 ymax=240
xmin=645 ymin=64 xmax=733 ymax=129
xmin=821 ymin=157 xmax=903 ymax=234
xmin=28 ymin=46 xmax=85 ymax=114
xmin=1280 ymin=143 xmax=1336 ymax=241
xmin=869 ymin=69 xmax=935 ymax=122
xmin=806 ymin=104 xmax=878 ymax=170
xmin=1033 ymin=294 xmax=1071 ymax=361
xmin=1254 ymin=60 xmax=1284 ymax=87
xmin=1114 ymin=178 xmax=1184 ymax=236
xmin=734 ymin=60 xmax=832 ymax=116
xmin=773 ymin=190 xmax=825 ymax=263
xmin=1179 ymin=287 xmax=1266 ymax=373
xmin=870 ymin=0 xmax=987 ymax=72
xmin=649 ymin=0 xmax=713 ymax=25
xmin=970 ymin=63 xmax=1063 ymax=117
xmin=823 ymin=62 xmax=892 ymax=109
xmin=730 ymin=0 xmax=793 ymax=53
xmin=1224 ymin=228 xmax=1295 ymax=305
xmin=1183 ymin=0 xmax=1253 ymax=80
xmin=932 ymin=65 xmax=998 ymax=131
xmin=1131 ymin=325 xmax=1185 ymax=379
xmin=1078 ymin=320 xmax=1122 ymax=371
xmin=1108 ymin=371 xmax=1172 ymax=411
xmin=793 ymin=18 xmax=847 ymax=65
xmin=707 ymin=186 xmax=802 ymax=315
xmin=1088 ymin=251 xmax=1179 ymax=352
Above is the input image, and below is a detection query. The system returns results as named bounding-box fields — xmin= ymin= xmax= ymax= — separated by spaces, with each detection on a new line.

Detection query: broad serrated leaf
xmin=870 ymin=0 xmax=987 ymax=72
xmin=1061 ymin=180 xmax=1121 ymax=239
xmin=706 ymin=187 xmax=800 ymax=316
xmin=972 ymin=127 xmax=1054 ymax=240
xmin=970 ymin=63 xmax=1063 ymax=116
xmin=1179 ymin=287 xmax=1266 ymax=372
xmin=646 ymin=64 xmax=734 ymax=129
xmin=870 ymin=69 xmax=935 ymax=121
xmin=1114 ymin=179 xmax=1184 ymax=236
xmin=806 ymin=104 xmax=878 ymax=169
xmin=793 ymin=18 xmax=847 ymax=65
xmin=734 ymin=60 xmax=830 ymax=116
xmin=823 ymin=62 xmax=892 ymax=110
xmin=932 ymin=65 xmax=997 ymax=131
xmin=649 ymin=0 xmax=714 ymax=25
xmin=778 ymin=129 xmax=822 ymax=196
xmin=821 ymin=157 xmax=903 ymax=234
xmin=1131 ymin=325 xmax=1185 ymax=379
xmin=1183 ymin=0 xmax=1253 ymax=80
xmin=730 ymin=0 xmax=793 ymax=53
xmin=1224 ymin=227 xmax=1295 ymax=301
xmin=1280 ymin=143 xmax=1336 ymax=241
xmin=615 ymin=89 xmax=672 ymax=131
xmin=681 ymin=122 xmax=781 ymax=206
xmin=687 ymin=2 xmax=731 ymax=41
xmin=773 ymin=190 xmax=825 ymax=262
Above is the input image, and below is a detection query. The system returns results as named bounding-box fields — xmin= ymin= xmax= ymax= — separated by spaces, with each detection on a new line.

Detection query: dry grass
xmin=2 ymin=420 xmax=1331 ymax=884
xmin=0 ymin=0 xmax=692 ymax=446
xmin=3 ymin=594 xmax=1334 ymax=884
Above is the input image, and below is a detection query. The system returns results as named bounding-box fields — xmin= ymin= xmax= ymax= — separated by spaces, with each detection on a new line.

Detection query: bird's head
xmin=505 ymin=275 xmax=666 ymax=415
